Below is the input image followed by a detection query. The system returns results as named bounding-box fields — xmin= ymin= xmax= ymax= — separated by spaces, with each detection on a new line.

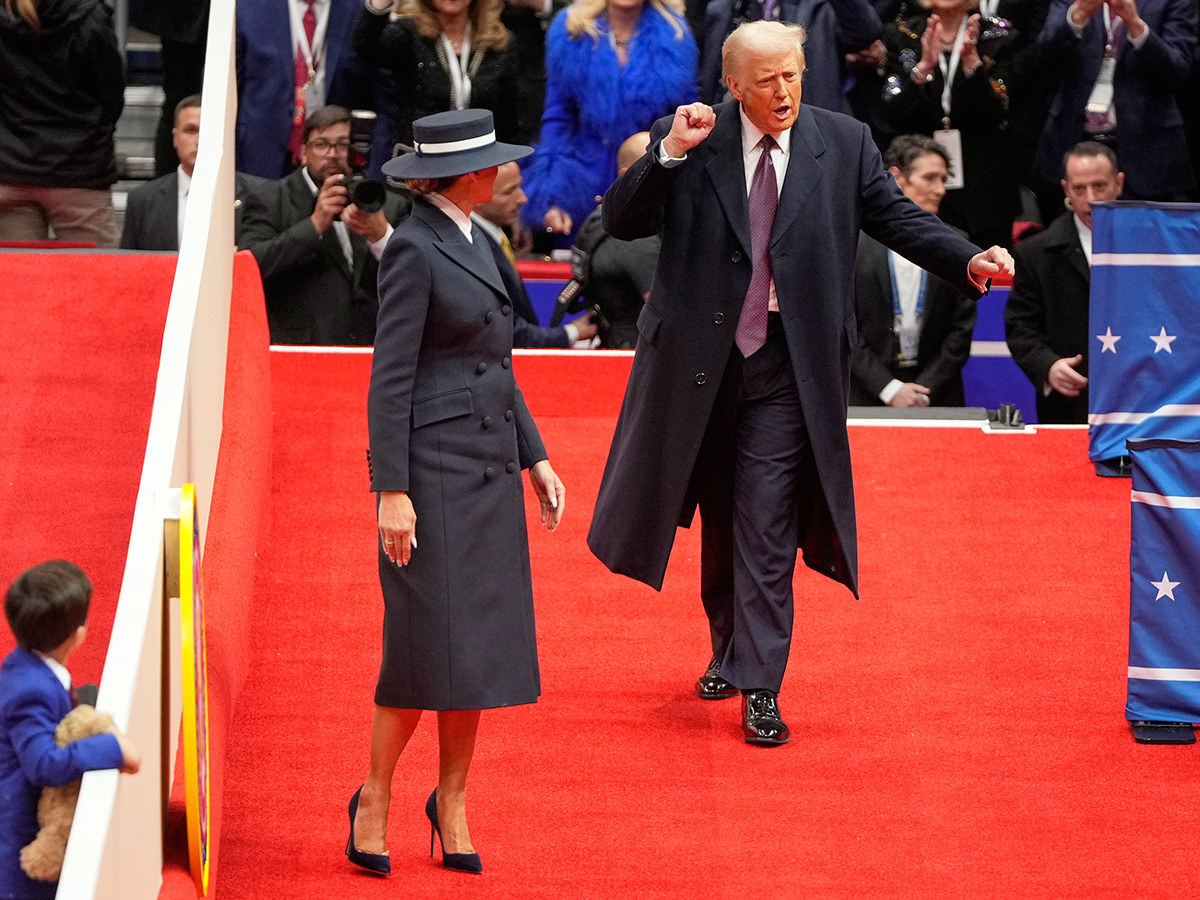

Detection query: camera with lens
xmin=345 ymin=109 xmax=386 ymax=214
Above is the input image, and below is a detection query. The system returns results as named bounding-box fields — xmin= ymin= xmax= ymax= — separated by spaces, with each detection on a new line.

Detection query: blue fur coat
xmin=521 ymin=6 xmax=697 ymax=237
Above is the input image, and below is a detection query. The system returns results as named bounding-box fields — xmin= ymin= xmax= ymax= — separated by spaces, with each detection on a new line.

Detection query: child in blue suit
xmin=0 ymin=561 xmax=139 ymax=900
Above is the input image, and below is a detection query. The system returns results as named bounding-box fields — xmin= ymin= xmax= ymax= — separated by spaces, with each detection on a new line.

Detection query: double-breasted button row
xmin=505 ymin=409 xmax=513 ymax=421
xmin=501 ymin=357 xmax=511 ymax=369
xmin=501 ymin=305 xmax=512 ymax=316
xmin=486 ymin=310 xmax=496 ymax=323
xmin=484 ymin=462 xmax=519 ymax=479
xmin=482 ymin=416 xmax=493 ymax=429
xmin=476 ymin=362 xmax=488 ymax=374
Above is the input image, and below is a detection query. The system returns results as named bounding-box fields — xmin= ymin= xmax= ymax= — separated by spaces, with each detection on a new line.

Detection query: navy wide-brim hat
xmin=381 ymin=109 xmax=533 ymax=180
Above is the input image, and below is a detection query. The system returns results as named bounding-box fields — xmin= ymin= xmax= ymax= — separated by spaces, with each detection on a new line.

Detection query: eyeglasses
xmin=307 ymin=139 xmax=351 ymax=154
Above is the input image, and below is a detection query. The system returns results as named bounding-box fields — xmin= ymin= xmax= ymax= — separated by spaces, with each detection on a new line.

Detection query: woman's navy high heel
xmin=425 ymin=788 xmax=483 ymax=873
xmin=346 ymin=786 xmax=391 ymax=874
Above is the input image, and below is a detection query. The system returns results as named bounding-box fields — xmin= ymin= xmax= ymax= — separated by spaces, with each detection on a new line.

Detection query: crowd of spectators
xmin=1 ymin=0 xmax=1199 ymax=395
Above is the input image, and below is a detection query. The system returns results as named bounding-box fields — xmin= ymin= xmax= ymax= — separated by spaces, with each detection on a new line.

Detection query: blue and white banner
xmin=1126 ymin=439 xmax=1200 ymax=722
xmin=1088 ymin=203 xmax=1200 ymax=462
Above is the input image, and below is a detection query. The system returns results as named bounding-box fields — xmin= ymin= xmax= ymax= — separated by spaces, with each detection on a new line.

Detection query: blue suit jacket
xmin=0 ymin=648 xmax=123 ymax=900
xmin=235 ymin=0 xmax=362 ymax=179
xmin=1033 ymin=0 xmax=1197 ymax=197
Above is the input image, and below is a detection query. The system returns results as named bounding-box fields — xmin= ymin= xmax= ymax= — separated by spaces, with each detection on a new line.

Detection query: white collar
xmin=739 ymin=106 xmax=793 ymax=158
xmin=178 ymin=166 xmax=192 ymax=193
xmin=428 ymin=192 xmax=474 ymax=240
xmin=301 ymin=165 xmax=320 ymax=195
xmin=470 ymin=212 xmax=504 ymax=245
xmin=34 ymin=651 xmax=71 ymax=691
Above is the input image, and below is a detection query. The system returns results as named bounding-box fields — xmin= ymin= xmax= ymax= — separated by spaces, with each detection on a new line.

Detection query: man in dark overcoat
xmin=586 ymin=20 xmax=1014 ymax=745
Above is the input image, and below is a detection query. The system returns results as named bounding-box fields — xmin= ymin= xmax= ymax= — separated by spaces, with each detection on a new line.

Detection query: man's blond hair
xmin=721 ymin=20 xmax=807 ymax=85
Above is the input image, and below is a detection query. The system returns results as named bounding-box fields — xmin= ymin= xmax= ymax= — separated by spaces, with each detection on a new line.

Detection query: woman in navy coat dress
xmin=346 ymin=110 xmax=566 ymax=876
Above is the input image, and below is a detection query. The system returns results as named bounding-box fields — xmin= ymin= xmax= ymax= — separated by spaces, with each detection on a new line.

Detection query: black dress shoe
xmin=696 ymin=657 xmax=738 ymax=700
xmin=741 ymin=690 xmax=790 ymax=746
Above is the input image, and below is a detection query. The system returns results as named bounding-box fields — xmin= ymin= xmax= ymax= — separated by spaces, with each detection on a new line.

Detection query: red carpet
xmin=211 ymin=350 xmax=1200 ymax=900
xmin=0 ymin=252 xmax=173 ymax=680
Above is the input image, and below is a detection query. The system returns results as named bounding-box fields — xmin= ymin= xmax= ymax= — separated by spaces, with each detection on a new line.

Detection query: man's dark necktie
xmin=735 ymin=134 xmax=779 ymax=357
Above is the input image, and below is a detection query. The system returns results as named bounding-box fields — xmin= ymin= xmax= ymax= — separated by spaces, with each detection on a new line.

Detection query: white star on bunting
xmin=1097 ymin=327 xmax=1121 ymax=353
xmin=1150 ymin=327 xmax=1178 ymax=354
xmin=1151 ymin=571 xmax=1181 ymax=601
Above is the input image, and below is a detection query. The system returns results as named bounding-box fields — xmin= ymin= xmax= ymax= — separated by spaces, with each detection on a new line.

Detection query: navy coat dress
xmin=367 ymin=197 xmax=547 ymax=710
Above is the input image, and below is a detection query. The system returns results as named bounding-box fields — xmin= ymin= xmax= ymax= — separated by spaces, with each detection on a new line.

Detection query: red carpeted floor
xmin=0 ymin=253 xmax=173 ymax=680
xmin=213 ymin=350 xmax=1200 ymax=900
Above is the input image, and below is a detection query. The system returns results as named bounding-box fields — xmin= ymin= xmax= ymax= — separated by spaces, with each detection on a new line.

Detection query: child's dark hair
xmin=5 ymin=560 xmax=92 ymax=652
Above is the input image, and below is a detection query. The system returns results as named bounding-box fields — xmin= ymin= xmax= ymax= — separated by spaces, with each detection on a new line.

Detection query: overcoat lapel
xmin=414 ymin=200 xmax=509 ymax=300
xmin=704 ymin=111 xmax=752 ymax=257
xmin=772 ymin=105 xmax=826 ymax=248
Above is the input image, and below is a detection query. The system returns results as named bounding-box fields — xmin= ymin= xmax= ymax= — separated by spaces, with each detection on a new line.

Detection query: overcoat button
xmin=486 ymin=311 xmax=496 ymax=323
xmin=713 ymin=312 xmax=725 ymax=325
xmin=731 ymin=250 xmax=742 ymax=262
xmin=695 ymin=373 xmax=707 ymax=385
xmin=505 ymin=409 xmax=514 ymax=421
xmin=483 ymin=416 xmax=493 ymax=428
xmin=477 ymin=362 xmax=488 ymax=374
xmin=502 ymin=357 xmax=511 ymax=369
xmin=484 ymin=467 xmax=495 ymax=479
xmin=501 ymin=305 xmax=512 ymax=316
xmin=506 ymin=462 xmax=517 ymax=474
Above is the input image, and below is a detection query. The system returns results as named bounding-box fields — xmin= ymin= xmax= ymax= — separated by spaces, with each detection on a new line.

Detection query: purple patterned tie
xmin=735 ymin=134 xmax=778 ymax=357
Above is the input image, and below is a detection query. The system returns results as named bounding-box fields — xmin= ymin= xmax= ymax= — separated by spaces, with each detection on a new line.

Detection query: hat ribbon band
xmin=415 ymin=131 xmax=496 ymax=156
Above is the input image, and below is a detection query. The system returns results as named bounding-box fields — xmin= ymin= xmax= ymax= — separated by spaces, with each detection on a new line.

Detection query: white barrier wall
xmin=55 ymin=0 xmax=238 ymax=896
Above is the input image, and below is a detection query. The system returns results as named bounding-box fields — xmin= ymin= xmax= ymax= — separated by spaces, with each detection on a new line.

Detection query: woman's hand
xmin=379 ymin=491 xmax=417 ymax=566
xmin=960 ymin=13 xmax=982 ymax=72
xmin=529 ymin=461 xmax=566 ymax=531
xmin=916 ymin=14 xmax=942 ymax=79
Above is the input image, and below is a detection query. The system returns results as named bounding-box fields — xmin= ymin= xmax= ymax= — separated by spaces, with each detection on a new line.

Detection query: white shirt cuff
xmin=564 ymin=323 xmax=579 ymax=344
xmin=656 ymin=143 xmax=688 ymax=167
xmin=369 ymin=224 xmax=394 ymax=259
xmin=879 ymin=379 xmax=904 ymax=405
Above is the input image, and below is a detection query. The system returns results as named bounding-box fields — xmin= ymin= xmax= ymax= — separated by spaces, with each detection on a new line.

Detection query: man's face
xmin=726 ymin=46 xmax=803 ymax=135
xmin=474 ymin=162 xmax=526 ymax=227
xmin=301 ymin=122 xmax=351 ymax=184
xmin=1061 ymin=153 xmax=1124 ymax=230
xmin=173 ymin=106 xmax=201 ymax=177
xmin=893 ymin=152 xmax=949 ymax=214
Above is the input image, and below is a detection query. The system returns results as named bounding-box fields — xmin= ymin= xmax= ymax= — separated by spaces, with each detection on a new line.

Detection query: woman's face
xmin=433 ymin=0 xmax=472 ymax=20
xmin=927 ymin=0 xmax=972 ymax=15
xmin=606 ymin=0 xmax=646 ymax=16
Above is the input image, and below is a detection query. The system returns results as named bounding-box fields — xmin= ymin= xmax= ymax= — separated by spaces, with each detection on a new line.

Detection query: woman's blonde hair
xmin=564 ymin=0 xmax=686 ymax=42
xmin=5 ymin=0 xmax=41 ymax=29
xmin=395 ymin=0 xmax=509 ymax=51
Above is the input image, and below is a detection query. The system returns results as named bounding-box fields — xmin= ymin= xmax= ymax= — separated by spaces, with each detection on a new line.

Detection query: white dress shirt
xmin=177 ymin=167 xmax=192 ymax=247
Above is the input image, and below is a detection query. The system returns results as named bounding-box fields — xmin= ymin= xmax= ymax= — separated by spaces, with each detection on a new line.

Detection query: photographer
xmin=237 ymin=106 xmax=409 ymax=345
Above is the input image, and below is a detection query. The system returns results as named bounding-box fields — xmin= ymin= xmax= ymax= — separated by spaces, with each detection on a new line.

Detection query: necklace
xmin=614 ymin=34 xmax=630 ymax=46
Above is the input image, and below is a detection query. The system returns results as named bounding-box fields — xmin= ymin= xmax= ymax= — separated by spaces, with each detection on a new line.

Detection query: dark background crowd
xmin=0 ymin=0 xmax=1197 ymax=417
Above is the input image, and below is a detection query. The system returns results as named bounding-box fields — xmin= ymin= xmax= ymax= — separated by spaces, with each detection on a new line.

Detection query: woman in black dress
xmin=346 ymin=109 xmax=566 ymax=876
xmin=353 ymin=0 xmax=530 ymax=168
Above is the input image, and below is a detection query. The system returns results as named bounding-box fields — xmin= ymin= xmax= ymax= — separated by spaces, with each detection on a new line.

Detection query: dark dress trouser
xmin=695 ymin=314 xmax=809 ymax=694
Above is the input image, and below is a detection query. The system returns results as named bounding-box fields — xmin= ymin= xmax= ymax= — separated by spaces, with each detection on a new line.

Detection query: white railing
xmin=56 ymin=0 xmax=237 ymax=896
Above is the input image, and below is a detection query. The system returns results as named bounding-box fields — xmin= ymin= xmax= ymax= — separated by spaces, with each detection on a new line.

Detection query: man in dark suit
xmin=1005 ymin=141 xmax=1124 ymax=423
xmin=851 ymin=135 xmax=977 ymax=408
xmin=588 ymin=21 xmax=1013 ymax=745
xmin=471 ymin=161 xmax=597 ymax=348
xmin=1031 ymin=0 xmax=1195 ymax=223
xmin=121 ymin=95 xmax=202 ymax=251
xmin=238 ymin=105 xmax=409 ymax=345
xmin=235 ymin=0 xmax=363 ymax=179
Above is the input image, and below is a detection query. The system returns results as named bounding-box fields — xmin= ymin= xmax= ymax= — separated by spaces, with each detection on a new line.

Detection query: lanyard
xmin=936 ymin=16 xmax=969 ymax=121
xmin=440 ymin=26 xmax=473 ymax=110
xmin=1103 ymin=5 xmax=1118 ymax=53
xmin=977 ymin=0 xmax=997 ymax=18
xmin=889 ymin=251 xmax=927 ymax=320
xmin=288 ymin=0 xmax=331 ymax=83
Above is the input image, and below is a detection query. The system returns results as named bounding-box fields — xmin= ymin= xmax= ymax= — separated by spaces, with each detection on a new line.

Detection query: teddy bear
xmin=19 ymin=703 xmax=115 ymax=882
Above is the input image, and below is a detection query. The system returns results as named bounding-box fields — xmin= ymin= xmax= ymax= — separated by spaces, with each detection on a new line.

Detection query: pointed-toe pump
xmin=346 ymin=786 xmax=391 ymax=874
xmin=425 ymin=788 xmax=483 ymax=873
